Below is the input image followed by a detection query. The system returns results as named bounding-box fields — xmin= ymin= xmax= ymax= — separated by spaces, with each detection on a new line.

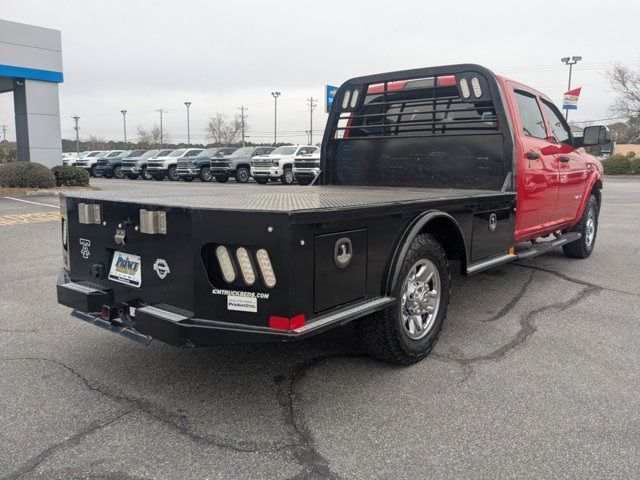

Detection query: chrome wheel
xmin=585 ymin=207 xmax=596 ymax=247
xmin=400 ymin=258 xmax=441 ymax=340
xmin=282 ymin=168 xmax=294 ymax=185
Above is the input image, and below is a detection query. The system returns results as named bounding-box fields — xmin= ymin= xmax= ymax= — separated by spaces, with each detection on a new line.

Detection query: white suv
xmin=146 ymin=148 xmax=204 ymax=181
xmin=250 ymin=145 xmax=318 ymax=185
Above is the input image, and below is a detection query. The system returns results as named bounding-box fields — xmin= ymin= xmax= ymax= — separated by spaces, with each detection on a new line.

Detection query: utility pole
xmin=184 ymin=102 xmax=191 ymax=146
xmin=560 ymin=56 xmax=582 ymax=121
xmin=156 ymin=108 xmax=167 ymax=147
xmin=71 ymin=115 xmax=80 ymax=153
xmin=238 ymin=105 xmax=248 ymax=147
xmin=271 ymin=91 xmax=281 ymax=145
xmin=1 ymin=124 xmax=6 ymax=142
xmin=120 ymin=110 xmax=127 ymax=144
xmin=307 ymin=97 xmax=317 ymax=145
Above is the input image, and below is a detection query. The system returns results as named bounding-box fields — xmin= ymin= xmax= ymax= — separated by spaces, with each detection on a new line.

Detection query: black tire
xmin=183 ymin=176 xmax=193 ymax=182
xmin=254 ymin=177 xmax=269 ymax=185
xmin=141 ymin=167 xmax=152 ymax=180
xmin=167 ymin=167 xmax=179 ymax=181
xmin=236 ymin=166 xmax=251 ymax=183
xmin=215 ymin=174 xmax=229 ymax=183
xmin=200 ymin=167 xmax=212 ymax=182
xmin=103 ymin=170 xmax=114 ymax=179
xmin=562 ymin=194 xmax=599 ymax=259
xmin=281 ymin=167 xmax=294 ymax=185
xmin=113 ymin=166 xmax=125 ymax=179
xmin=356 ymin=233 xmax=451 ymax=365
xmin=297 ymin=178 xmax=312 ymax=186
xmin=91 ymin=165 xmax=102 ymax=178
xmin=153 ymin=174 xmax=164 ymax=181
xmin=127 ymin=173 xmax=139 ymax=180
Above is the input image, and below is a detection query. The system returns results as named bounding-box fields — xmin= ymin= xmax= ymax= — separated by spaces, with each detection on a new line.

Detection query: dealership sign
xmin=325 ymin=85 xmax=338 ymax=112
xmin=562 ymin=87 xmax=582 ymax=110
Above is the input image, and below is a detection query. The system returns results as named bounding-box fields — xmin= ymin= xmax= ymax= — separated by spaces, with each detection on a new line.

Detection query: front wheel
xmin=356 ymin=233 xmax=450 ymax=365
xmin=127 ymin=173 xmax=139 ymax=180
xmin=563 ymin=194 xmax=599 ymax=259
xmin=141 ymin=167 xmax=152 ymax=180
xmin=91 ymin=166 xmax=103 ymax=178
xmin=254 ymin=177 xmax=269 ymax=185
xmin=281 ymin=167 xmax=294 ymax=185
xmin=167 ymin=167 xmax=179 ymax=181
xmin=113 ymin=166 xmax=125 ymax=179
xmin=200 ymin=167 xmax=212 ymax=182
xmin=153 ymin=174 xmax=164 ymax=181
xmin=236 ymin=166 xmax=250 ymax=183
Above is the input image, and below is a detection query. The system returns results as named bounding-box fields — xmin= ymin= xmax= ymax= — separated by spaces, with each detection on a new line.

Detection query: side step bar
xmin=467 ymin=232 xmax=582 ymax=275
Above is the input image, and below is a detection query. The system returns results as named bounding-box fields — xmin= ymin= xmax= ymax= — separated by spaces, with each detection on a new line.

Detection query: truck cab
xmin=210 ymin=146 xmax=275 ymax=183
xmin=177 ymin=147 xmax=238 ymax=182
xmin=251 ymin=145 xmax=318 ymax=184
xmin=146 ymin=148 xmax=204 ymax=181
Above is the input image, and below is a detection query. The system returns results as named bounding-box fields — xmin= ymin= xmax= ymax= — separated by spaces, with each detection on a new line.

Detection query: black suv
xmin=177 ymin=147 xmax=237 ymax=182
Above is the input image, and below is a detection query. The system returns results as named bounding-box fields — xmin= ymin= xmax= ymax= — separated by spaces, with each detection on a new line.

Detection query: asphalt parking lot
xmin=1 ymin=177 xmax=639 ymax=479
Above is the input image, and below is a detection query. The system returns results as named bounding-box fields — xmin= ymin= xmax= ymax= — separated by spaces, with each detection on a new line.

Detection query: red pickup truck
xmin=57 ymin=64 xmax=607 ymax=365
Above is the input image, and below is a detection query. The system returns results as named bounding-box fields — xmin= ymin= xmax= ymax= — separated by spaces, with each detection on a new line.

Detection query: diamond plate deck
xmin=63 ymin=185 xmax=512 ymax=213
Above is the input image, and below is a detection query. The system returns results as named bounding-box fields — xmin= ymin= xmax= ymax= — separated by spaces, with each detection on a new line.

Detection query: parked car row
xmin=62 ymin=145 xmax=320 ymax=184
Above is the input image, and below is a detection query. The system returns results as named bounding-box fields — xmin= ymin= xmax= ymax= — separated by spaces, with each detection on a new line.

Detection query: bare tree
xmin=206 ymin=113 xmax=244 ymax=146
xmin=86 ymin=135 xmax=107 ymax=150
xmin=136 ymin=124 xmax=169 ymax=148
xmin=607 ymin=64 xmax=640 ymax=117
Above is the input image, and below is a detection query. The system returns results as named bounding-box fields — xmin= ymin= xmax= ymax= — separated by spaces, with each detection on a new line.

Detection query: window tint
xmin=514 ymin=91 xmax=547 ymax=139
xmin=541 ymin=100 xmax=571 ymax=144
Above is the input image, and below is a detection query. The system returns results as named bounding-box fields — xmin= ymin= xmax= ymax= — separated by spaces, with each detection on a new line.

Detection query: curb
xmin=0 ymin=186 xmax=99 ymax=196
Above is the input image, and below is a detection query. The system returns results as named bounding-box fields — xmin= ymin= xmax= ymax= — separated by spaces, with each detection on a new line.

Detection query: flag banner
xmin=563 ymin=87 xmax=582 ymax=110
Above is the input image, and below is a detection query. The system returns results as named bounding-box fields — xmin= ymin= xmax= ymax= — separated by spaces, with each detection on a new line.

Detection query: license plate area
xmin=108 ymin=251 xmax=142 ymax=287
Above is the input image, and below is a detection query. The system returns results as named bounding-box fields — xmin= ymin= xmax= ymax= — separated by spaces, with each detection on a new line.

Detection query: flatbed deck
xmin=65 ymin=185 xmax=513 ymax=217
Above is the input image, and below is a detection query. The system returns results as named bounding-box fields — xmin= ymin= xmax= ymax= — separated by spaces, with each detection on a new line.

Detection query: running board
xmin=515 ymin=232 xmax=582 ymax=260
xmin=467 ymin=232 xmax=582 ymax=275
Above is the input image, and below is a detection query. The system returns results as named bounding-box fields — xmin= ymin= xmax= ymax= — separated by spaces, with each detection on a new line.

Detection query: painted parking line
xmin=0 ymin=211 xmax=60 ymax=227
xmin=3 ymin=196 xmax=59 ymax=208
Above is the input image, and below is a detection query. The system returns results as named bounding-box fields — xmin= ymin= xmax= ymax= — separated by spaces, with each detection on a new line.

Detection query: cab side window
xmin=514 ymin=91 xmax=547 ymax=139
xmin=541 ymin=100 xmax=571 ymax=145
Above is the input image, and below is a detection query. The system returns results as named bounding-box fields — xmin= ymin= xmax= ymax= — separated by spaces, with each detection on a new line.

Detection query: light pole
xmin=120 ymin=110 xmax=127 ymax=145
xmin=71 ymin=115 xmax=80 ymax=153
xmin=271 ymin=91 xmax=281 ymax=145
xmin=184 ymin=101 xmax=191 ymax=146
xmin=561 ymin=56 xmax=582 ymax=120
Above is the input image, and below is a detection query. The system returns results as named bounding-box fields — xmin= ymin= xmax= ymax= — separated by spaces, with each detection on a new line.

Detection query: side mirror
xmin=582 ymin=125 xmax=610 ymax=146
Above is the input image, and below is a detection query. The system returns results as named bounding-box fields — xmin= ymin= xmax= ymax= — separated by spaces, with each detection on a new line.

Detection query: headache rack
xmin=319 ymin=64 xmax=514 ymax=191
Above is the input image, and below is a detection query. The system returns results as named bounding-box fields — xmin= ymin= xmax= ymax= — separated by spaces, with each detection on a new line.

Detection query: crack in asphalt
xmin=514 ymin=263 xmax=640 ymax=297
xmin=483 ymin=269 xmax=536 ymax=322
xmin=0 ymin=357 xmax=296 ymax=456
xmin=2 ymin=410 xmax=133 ymax=480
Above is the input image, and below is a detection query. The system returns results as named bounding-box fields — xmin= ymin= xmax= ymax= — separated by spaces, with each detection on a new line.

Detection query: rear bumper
xmin=57 ymin=270 xmax=393 ymax=348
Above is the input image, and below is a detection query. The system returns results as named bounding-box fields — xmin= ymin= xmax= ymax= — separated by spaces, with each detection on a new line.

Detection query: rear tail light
xmin=235 ymin=247 xmax=256 ymax=286
xmin=459 ymin=78 xmax=471 ymax=99
xmin=216 ymin=246 xmax=236 ymax=283
xmin=437 ymin=75 xmax=457 ymax=87
xmin=471 ymin=77 xmax=482 ymax=98
xmin=256 ymin=249 xmax=276 ymax=288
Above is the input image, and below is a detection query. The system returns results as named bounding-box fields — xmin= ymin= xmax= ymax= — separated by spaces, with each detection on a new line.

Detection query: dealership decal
xmin=212 ymin=288 xmax=270 ymax=300
xmin=227 ymin=294 xmax=258 ymax=313
xmin=153 ymin=258 xmax=170 ymax=279
xmin=79 ymin=238 xmax=91 ymax=259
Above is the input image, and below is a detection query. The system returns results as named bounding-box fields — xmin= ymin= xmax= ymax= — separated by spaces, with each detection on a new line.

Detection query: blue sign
xmin=325 ymin=85 xmax=338 ymax=112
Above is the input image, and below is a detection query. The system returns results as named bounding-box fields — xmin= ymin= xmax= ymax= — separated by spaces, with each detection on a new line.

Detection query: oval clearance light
xmin=256 ymin=248 xmax=276 ymax=288
xmin=459 ymin=79 xmax=471 ymax=99
xmin=341 ymin=90 xmax=351 ymax=109
xmin=350 ymin=89 xmax=359 ymax=108
xmin=235 ymin=247 xmax=256 ymax=286
xmin=216 ymin=246 xmax=236 ymax=283
xmin=471 ymin=77 xmax=482 ymax=98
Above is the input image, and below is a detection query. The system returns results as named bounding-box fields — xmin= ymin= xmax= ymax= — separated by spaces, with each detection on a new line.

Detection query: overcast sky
xmin=1 ymin=0 xmax=639 ymax=145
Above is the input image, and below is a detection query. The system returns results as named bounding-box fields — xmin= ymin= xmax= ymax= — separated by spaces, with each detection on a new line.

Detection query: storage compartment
xmin=314 ymin=229 xmax=367 ymax=312
xmin=470 ymin=208 xmax=513 ymax=261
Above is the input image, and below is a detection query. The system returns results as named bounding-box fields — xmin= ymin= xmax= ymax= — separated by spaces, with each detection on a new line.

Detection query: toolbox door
xmin=314 ymin=229 xmax=367 ymax=313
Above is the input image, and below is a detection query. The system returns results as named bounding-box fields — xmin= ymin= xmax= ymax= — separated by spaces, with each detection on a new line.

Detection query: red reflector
xmin=269 ymin=314 xmax=306 ymax=331
xmin=367 ymin=81 xmax=407 ymax=94
xmin=437 ymin=75 xmax=457 ymax=87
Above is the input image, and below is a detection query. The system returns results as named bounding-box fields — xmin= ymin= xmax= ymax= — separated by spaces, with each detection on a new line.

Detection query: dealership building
xmin=0 ymin=19 xmax=63 ymax=167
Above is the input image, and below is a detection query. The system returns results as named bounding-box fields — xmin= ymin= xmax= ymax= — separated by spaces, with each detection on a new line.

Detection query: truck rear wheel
xmin=563 ymin=194 xmax=599 ymax=259
xmin=356 ymin=233 xmax=450 ymax=365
